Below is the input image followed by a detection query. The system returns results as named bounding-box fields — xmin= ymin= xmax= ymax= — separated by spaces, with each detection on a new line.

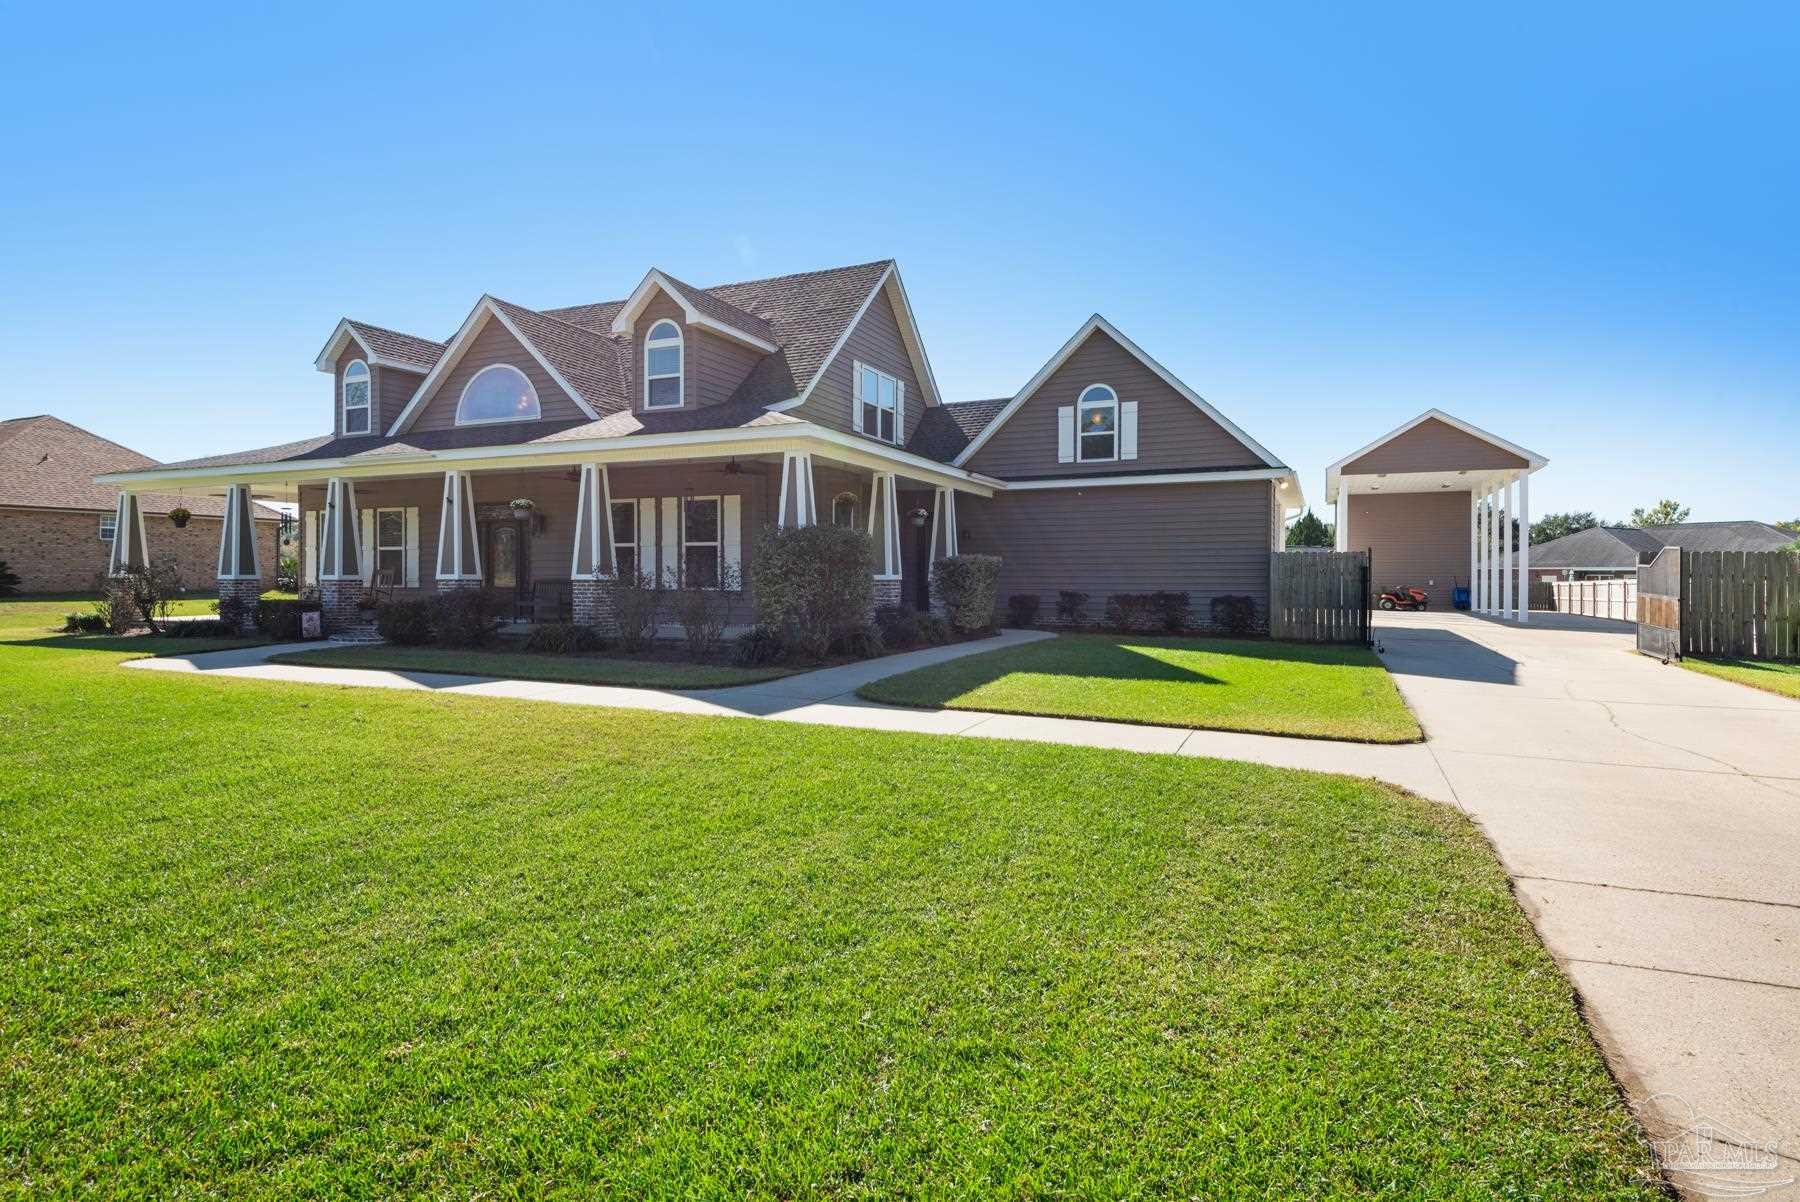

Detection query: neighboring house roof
xmin=0 ymin=415 xmax=280 ymax=518
xmin=906 ymin=398 xmax=1008 ymax=463
xmin=1532 ymin=521 xmax=1795 ymax=569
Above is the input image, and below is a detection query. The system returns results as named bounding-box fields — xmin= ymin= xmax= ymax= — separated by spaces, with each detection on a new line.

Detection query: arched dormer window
xmin=341 ymin=359 xmax=371 ymax=434
xmin=1076 ymin=384 xmax=1118 ymax=461
xmin=644 ymin=319 xmax=683 ymax=410
xmin=831 ymin=491 xmax=859 ymax=529
xmin=456 ymin=364 xmax=540 ymax=426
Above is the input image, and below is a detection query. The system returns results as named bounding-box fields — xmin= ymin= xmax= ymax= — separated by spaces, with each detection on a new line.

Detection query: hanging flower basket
xmin=168 ymin=507 xmax=192 ymax=528
xmin=509 ymin=498 xmax=536 ymax=519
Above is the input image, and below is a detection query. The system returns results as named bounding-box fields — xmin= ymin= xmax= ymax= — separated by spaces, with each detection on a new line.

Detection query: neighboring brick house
xmin=0 ymin=416 xmax=281 ymax=595
xmin=96 ymin=260 xmax=1305 ymax=633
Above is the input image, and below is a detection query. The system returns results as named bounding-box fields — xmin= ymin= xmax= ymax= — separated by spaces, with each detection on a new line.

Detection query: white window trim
xmin=1076 ymin=383 xmax=1119 ymax=464
xmin=342 ymin=359 xmax=372 ymax=435
xmin=455 ymin=363 xmax=541 ymax=427
xmin=853 ymin=360 xmax=903 ymax=445
xmin=373 ymin=507 xmax=406 ymax=581
xmin=682 ymin=494 xmax=723 ymax=589
xmin=610 ymin=499 xmax=639 ymax=582
xmin=99 ymin=513 xmax=117 ymax=541
xmin=643 ymin=320 xmax=684 ymax=410
xmin=831 ymin=490 xmax=859 ymax=530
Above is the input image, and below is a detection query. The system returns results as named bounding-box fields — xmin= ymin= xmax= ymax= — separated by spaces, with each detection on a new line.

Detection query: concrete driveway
xmin=1377 ymin=610 xmax=1800 ymax=1198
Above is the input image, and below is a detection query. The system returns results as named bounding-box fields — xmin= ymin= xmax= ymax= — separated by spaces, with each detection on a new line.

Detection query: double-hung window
xmin=644 ymin=320 xmax=683 ymax=409
xmin=611 ymin=500 xmax=638 ymax=582
xmin=342 ymin=359 xmax=372 ymax=434
xmin=683 ymin=496 xmax=721 ymax=588
xmin=99 ymin=513 xmax=117 ymax=542
xmin=855 ymin=362 xmax=901 ymax=443
xmin=1077 ymin=384 xmax=1118 ymax=462
xmin=374 ymin=508 xmax=405 ymax=582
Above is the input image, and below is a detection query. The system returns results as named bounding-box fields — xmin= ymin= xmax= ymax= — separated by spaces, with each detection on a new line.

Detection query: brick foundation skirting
xmin=571 ymin=578 xmax=619 ymax=633
xmin=215 ymin=577 xmax=264 ymax=633
xmin=318 ymin=578 xmax=365 ymax=633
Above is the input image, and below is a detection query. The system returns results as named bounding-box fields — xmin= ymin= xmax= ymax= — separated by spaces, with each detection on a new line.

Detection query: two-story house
xmin=97 ymin=260 xmax=1303 ymax=632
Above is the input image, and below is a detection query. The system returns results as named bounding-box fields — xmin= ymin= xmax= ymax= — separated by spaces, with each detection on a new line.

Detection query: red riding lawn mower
xmin=1377 ymin=585 xmax=1430 ymax=611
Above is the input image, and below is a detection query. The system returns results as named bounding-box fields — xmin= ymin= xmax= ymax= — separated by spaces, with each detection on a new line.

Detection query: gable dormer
xmin=315 ymin=319 xmax=441 ymax=438
xmin=608 ymin=270 xmax=776 ymax=412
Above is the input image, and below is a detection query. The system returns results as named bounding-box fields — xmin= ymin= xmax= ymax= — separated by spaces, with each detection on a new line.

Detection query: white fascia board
xmin=96 ymin=421 xmax=1001 ymax=497
xmin=385 ymin=297 xmax=599 ymax=436
xmin=952 ymin=315 xmax=1286 ymax=470
xmin=609 ymin=269 xmax=776 ymax=352
xmin=1003 ymin=467 xmax=1292 ymax=490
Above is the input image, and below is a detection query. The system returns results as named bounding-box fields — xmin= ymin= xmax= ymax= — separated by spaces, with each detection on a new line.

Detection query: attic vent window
xmin=456 ymin=364 xmax=540 ymax=426
xmin=342 ymin=359 xmax=371 ymax=434
xmin=644 ymin=320 xmax=683 ymax=410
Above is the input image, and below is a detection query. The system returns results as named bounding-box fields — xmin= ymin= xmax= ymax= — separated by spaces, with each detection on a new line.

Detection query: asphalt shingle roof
xmin=0 ymin=416 xmax=279 ymax=517
xmin=906 ymin=397 xmax=1009 ymax=463
xmin=344 ymin=320 xmax=445 ymax=371
xmin=1532 ymin=521 xmax=1796 ymax=569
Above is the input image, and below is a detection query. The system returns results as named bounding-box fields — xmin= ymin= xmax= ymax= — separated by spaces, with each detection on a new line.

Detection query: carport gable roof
xmin=1326 ymin=409 xmax=1547 ymax=503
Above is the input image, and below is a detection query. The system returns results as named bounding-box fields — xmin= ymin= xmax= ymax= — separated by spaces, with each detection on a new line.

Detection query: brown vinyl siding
xmin=1341 ymin=417 xmax=1526 ymax=474
xmin=800 ymin=286 xmax=928 ymax=446
xmin=628 ymin=291 xmax=766 ymax=411
xmin=1347 ymin=490 xmax=1471 ymax=598
xmin=408 ymin=318 xmax=585 ymax=433
xmin=958 ymin=480 xmax=1277 ymax=625
xmin=963 ymin=329 xmax=1267 ymax=479
xmin=375 ymin=365 xmax=424 ymax=434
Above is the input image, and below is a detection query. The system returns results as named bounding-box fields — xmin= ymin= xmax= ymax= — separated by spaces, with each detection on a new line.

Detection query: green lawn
xmin=270 ymin=643 xmax=792 ymax=690
xmin=1681 ymin=655 xmax=1800 ymax=701
xmin=0 ymin=607 xmax=1657 ymax=1197
xmin=859 ymin=633 xmax=1423 ymax=743
xmin=0 ymin=595 xmax=267 ymax=656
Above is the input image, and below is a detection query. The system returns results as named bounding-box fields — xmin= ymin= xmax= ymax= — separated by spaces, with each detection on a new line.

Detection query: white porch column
xmin=1473 ymin=489 xmax=1486 ymax=613
xmin=778 ymin=452 xmax=817 ymax=528
xmin=1335 ymin=486 xmax=1349 ymax=552
xmin=1468 ymin=491 xmax=1478 ymax=611
xmin=928 ymin=486 xmax=959 ymax=562
xmin=319 ymin=477 xmax=362 ymax=581
xmin=434 ymin=470 xmax=482 ymax=583
xmin=215 ymin=484 xmax=264 ymax=632
xmin=867 ymin=472 xmax=903 ymax=612
xmin=1501 ymin=477 xmax=1514 ymax=619
xmin=569 ymin=463 xmax=618 ymax=629
xmin=1517 ymin=471 xmax=1531 ymax=623
xmin=106 ymin=490 xmax=148 ymax=576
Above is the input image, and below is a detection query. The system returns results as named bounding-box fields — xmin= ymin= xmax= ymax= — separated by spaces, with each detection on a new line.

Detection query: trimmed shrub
xmin=1006 ymin=593 xmax=1040 ymax=628
xmin=1055 ymin=590 xmax=1089 ymax=627
xmin=525 ymin=622 xmax=607 ymax=654
xmin=376 ymin=597 xmax=435 ymax=646
xmin=914 ymin=613 xmax=951 ymax=646
xmin=604 ymin=570 xmax=664 ymax=653
xmin=673 ymin=563 xmax=740 ymax=659
xmin=873 ymin=604 xmax=921 ymax=648
xmin=829 ymin=623 xmax=885 ymax=661
xmin=750 ymin=524 xmax=875 ymax=661
xmin=165 ymin=619 xmax=229 ymax=638
xmin=214 ymin=593 xmax=256 ymax=633
xmin=62 ymin=612 xmax=108 ymax=634
xmin=1209 ymin=594 xmax=1257 ymax=636
xmin=930 ymin=554 xmax=1001 ymax=633
xmin=733 ymin=624 xmax=786 ymax=667
xmin=1105 ymin=592 xmax=1160 ymax=633
xmin=1151 ymin=590 xmax=1190 ymax=634
xmin=428 ymin=588 xmax=505 ymax=648
xmin=0 ymin=560 xmax=19 ymax=599
xmin=256 ymin=597 xmax=322 ymax=640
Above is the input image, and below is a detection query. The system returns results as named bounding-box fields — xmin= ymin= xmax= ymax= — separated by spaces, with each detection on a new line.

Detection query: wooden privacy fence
xmin=1270 ymin=550 xmax=1369 ymax=643
xmin=1550 ymin=577 xmax=1637 ymax=621
xmin=1680 ymin=549 xmax=1800 ymax=660
xmin=1637 ymin=546 xmax=1681 ymax=659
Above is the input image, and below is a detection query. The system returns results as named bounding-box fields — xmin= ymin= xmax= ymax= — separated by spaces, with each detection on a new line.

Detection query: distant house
xmin=0 ymin=415 xmax=282 ymax=595
xmin=1531 ymin=521 xmax=1796 ymax=583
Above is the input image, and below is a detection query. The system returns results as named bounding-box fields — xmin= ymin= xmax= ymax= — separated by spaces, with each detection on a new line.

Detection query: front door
xmin=483 ymin=520 xmax=530 ymax=616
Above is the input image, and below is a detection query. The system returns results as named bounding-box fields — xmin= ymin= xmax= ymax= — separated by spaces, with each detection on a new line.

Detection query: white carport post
xmin=1473 ymin=487 xmax=1485 ymax=613
xmin=1468 ymin=492 xmax=1479 ymax=612
xmin=1485 ymin=484 xmax=1500 ymax=614
xmin=1501 ymin=476 xmax=1514 ymax=619
xmin=1517 ymin=470 xmax=1530 ymax=622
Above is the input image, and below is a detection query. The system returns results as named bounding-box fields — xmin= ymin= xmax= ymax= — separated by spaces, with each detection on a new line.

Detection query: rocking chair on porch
xmin=357 ymin=570 xmax=399 ymax=611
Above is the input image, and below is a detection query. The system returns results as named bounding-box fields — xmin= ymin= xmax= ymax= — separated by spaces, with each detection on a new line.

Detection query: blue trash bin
xmin=1453 ymin=585 xmax=1471 ymax=610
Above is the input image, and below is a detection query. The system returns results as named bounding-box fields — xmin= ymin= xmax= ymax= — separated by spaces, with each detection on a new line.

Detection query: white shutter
xmin=360 ymin=510 xmax=376 ymax=585
xmin=896 ymin=380 xmax=905 ymax=444
xmin=1120 ymin=401 xmax=1139 ymax=461
xmin=1057 ymin=406 xmax=1075 ymax=463
xmin=303 ymin=510 xmax=319 ymax=585
xmin=659 ymin=497 xmax=679 ymax=588
xmin=723 ymin=494 xmax=742 ymax=590
xmin=637 ymin=498 xmax=656 ymax=583
xmin=404 ymin=507 xmax=420 ymax=587
xmin=851 ymin=360 xmax=864 ymax=433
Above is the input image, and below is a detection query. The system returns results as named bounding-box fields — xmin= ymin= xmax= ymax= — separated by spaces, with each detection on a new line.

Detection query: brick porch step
xmin=326 ymin=625 xmax=384 ymax=644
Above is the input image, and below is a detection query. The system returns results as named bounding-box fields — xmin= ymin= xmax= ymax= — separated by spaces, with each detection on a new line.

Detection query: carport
xmin=1325 ymin=409 xmax=1547 ymax=621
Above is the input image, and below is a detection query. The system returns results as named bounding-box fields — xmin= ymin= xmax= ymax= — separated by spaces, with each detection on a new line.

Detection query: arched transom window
xmin=1077 ymin=384 xmax=1117 ymax=461
xmin=341 ymin=359 xmax=371 ymax=434
xmin=644 ymin=320 xmax=683 ymax=409
xmin=456 ymin=364 xmax=540 ymax=426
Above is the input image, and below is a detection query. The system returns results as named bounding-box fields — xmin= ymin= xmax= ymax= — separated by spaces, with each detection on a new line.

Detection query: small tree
xmin=1531 ymin=511 xmax=1603 ymax=545
xmin=1630 ymin=499 xmax=1690 ymax=528
xmin=1285 ymin=509 xmax=1334 ymax=548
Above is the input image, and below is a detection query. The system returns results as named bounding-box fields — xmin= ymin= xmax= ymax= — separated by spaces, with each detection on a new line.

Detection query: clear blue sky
xmin=3 ymin=3 xmax=1795 ymax=524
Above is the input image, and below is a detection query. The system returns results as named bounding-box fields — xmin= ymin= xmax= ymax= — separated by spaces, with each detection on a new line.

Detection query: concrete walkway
xmin=127 ymin=615 xmax=1800 ymax=1195
xmin=1376 ymin=610 xmax=1800 ymax=1199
